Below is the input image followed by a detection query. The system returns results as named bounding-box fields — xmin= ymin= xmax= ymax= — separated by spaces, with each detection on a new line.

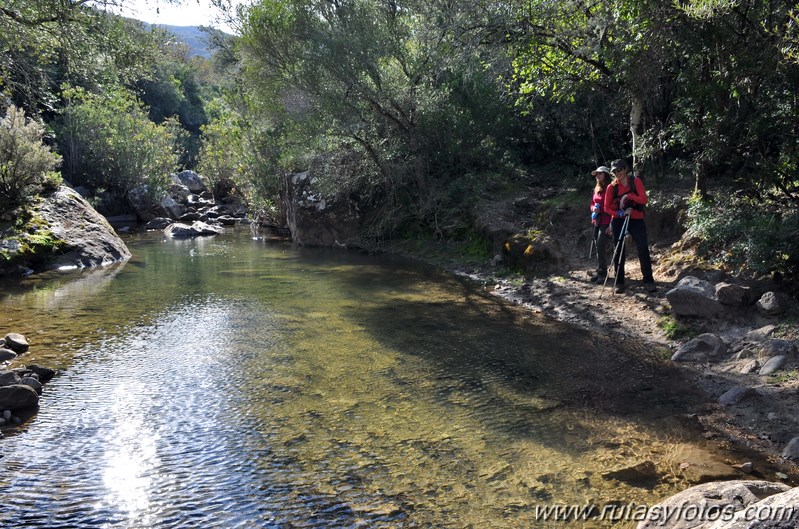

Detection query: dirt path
xmin=489 ymin=248 xmax=673 ymax=347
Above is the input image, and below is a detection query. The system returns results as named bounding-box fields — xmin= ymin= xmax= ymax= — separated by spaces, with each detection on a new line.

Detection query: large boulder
xmin=758 ymin=355 xmax=787 ymax=375
xmin=127 ymin=184 xmax=175 ymax=222
xmin=666 ymin=276 xmax=723 ymax=317
xmin=715 ymin=283 xmax=752 ymax=306
xmin=0 ymin=384 xmax=39 ymax=410
xmin=718 ymin=386 xmax=756 ymax=406
xmin=284 ymin=170 xmax=361 ymax=247
xmin=144 ymin=217 xmax=173 ymax=231
xmin=168 ymin=183 xmax=191 ymax=203
xmin=0 ymin=348 xmax=16 ymax=362
xmin=636 ymin=480 xmax=792 ymax=529
xmin=502 ymin=232 xmax=564 ymax=275
xmin=20 ymin=377 xmax=43 ymax=395
xmin=746 ymin=325 xmax=777 ymax=343
xmin=160 ymin=197 xmax=186 ymax=220
xmin=762 ymin=339 xmax=797 ymax=358
xmin=756 ymin=292 xmax=787 ymax=316
xmin=783 ymin=437 xmax=799 ymax=461
xmin=0 ymin=370 xmax=21 ymax=386
xmin=174 ymin=170 xmax=207 ymax=193
xmin=26 ymin=364 xmax=56 ymax=382
xmin=0 ymin=186 xmax=130 ymax=275
xmin=712 ymin=486 xmax=799 ymax=528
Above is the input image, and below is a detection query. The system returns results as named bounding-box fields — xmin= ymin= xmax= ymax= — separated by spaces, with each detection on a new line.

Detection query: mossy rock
xmin=0 ymin=205 xmax=67 ymax=275
xmin=502 ymin=232 xmax=564 ymax=275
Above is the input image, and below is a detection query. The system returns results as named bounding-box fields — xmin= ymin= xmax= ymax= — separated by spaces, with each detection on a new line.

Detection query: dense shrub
xmin=197 ymin=99 xmax=282 ymax=222
xmin=0 ymin=105 xmax=62 ymax=207
xmin=57 ymin=87 xmax=183 ymax=202
xmin=685 ymin=194 xmax=799 ymax=278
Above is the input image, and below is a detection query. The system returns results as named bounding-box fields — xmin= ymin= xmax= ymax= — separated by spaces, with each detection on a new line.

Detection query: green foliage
xmin=0 ymin=0 xmax=228 ymax=222
xmin=197 ymin=99 xmax=241 ymax=194
xmin=0 ymin=105 xmax=62 ymax=208
xmin=0 ymin=2 xmax=168 ymax=112
xmin=458 ymin=232 xmax=491 ymax=262
xmin=133 ymin=30 xmax=211 ymax=167
xmin=56 ymin=86 xmax=183 ymax=200
xmin=197 ymin=96 xmax=283 ymax=221
xmin=0 ymin=206 xmax=67 ymax=269
xmin=238 ymin=0 xmax=524 ymax=236
xmin=685 ymin=193 xmax=799 ymax=278
xmin=657 ymin=315 xmax=693 ymax=341
xmin=767 ymin=369 xmax=798 ymax=384
xmin=0 ymin=0 xmax=66 ymax=110
xmin=508 ymin=0 xmax=799 ymax=200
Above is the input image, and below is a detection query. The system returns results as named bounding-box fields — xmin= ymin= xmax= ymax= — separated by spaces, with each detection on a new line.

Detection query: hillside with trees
xmin=1 ymin=0 xmax=798 ymax=281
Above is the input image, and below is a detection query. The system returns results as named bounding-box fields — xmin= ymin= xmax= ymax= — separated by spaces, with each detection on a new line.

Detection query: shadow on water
xmin=0 ymin=230 xmax=787 ymax=529
xmin=335 ymin=260 xmax=706 ymax=416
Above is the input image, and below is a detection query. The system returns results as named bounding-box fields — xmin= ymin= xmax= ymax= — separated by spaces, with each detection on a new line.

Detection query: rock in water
xmin=37 ymin=186 xmax=132 ymax=270
xmin=3 ymin=333 xmax=29 ymax=353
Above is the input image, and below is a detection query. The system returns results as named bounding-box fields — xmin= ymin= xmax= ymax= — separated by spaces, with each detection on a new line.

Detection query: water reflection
xmin=1 ymin=263 xmax=125 ymax=308
xmin=100 ymin=383 xmax=157 ymax=522
xmin=0 ymin=230 xmax=780 ymax=528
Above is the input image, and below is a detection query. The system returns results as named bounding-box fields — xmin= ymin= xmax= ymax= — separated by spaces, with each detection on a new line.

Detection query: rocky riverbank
xmin=405 ymin=242 xmax=798 ymax=463
xmin=385 ymin=198 xmax=799 ymax=527
xmin=0 ymin=332 xmax=56 ymax=436
xmin=379 ymin=183 xmax=799 ymax=477
xmin=367 ymin=173 xmax=799 ymax=527
xmin=482 ymin=261 xmax=799 ymax=465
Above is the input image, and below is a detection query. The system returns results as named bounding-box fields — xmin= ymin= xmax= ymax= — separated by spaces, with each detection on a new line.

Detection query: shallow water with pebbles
xmin=0 ymin=229 xmax=774 ymax=528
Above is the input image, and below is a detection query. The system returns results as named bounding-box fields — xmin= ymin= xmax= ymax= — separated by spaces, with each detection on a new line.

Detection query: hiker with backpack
xmin=603 ymin=159 xmax=656 ymax=294
xmin=588 ymin=166 xmax=613 ymax=283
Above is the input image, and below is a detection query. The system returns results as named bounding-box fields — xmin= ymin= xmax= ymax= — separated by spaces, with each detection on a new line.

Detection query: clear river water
xmin=0 ymin=229 xmax=773 ymax=528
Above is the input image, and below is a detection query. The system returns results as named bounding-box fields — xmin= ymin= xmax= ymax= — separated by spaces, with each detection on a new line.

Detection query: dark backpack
xmin=612 ymin=175 xmax=645 ymax=213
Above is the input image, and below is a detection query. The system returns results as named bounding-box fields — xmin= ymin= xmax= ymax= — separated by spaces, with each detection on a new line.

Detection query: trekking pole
xmin=600 ymin=214 xmax=631 ymax=298
xmin=612 ymin=217 xmax=631 ymax=293
xmin=587 ymin=225 xmax=597 ymax=259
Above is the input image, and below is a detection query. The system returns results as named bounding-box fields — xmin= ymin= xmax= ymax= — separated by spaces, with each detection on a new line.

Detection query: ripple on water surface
xmin=0 ymin=231 xmax=773 ymax=528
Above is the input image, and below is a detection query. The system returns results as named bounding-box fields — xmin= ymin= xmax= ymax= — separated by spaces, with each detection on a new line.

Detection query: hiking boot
xmin=588 ymin=270 xmax=608 ymax=283
xmin=614 ymin=284 xmax=626 ymax=294
xmin=644 ymin=282 xmax=657 ymax=293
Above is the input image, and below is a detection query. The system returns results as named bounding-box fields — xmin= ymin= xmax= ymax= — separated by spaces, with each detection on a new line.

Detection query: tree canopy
xmin=1 ymin=0 xmax=798 ymax=277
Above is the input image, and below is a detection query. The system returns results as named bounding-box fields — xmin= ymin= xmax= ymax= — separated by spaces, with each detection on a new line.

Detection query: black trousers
xmin=592 ymin=224 xmax=611 ymax=275
xmin=610 ymin=217 xmax=654 ymax=284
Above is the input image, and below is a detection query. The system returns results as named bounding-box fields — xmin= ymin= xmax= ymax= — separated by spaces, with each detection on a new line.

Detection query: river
xmin=0 ymin=229 xmax=771 ymax=528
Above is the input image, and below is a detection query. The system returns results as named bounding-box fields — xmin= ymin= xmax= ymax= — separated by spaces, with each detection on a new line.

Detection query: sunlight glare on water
xmin=0 ymin=229 xmax=770 ymax=528
xmin=100 ymin=383 xmax=157 ymax=520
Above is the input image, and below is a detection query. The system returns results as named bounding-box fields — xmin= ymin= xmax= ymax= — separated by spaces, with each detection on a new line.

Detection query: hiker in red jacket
xmin=603 ymin=159 xmax=656 ymax=294
xmin=589 ymin=165 xmax=613 ymax=283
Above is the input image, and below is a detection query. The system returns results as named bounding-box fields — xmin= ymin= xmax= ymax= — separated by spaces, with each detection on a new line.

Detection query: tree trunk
xmin=694 ymin=159 xmax=708 ymax=198
xmin=629 ymin=97 xmax=643 ymax=173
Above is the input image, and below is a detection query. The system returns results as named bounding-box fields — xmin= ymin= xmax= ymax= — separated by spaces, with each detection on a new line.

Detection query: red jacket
xmin=591 ymin=187 xmax=612 ymax=226
xmin=604 ymin=176 xmax=647 ymax=220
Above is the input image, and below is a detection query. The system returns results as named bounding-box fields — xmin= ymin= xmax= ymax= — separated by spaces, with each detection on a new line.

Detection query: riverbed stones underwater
xmin=0 ymin=332 xmax=57 ymax=436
